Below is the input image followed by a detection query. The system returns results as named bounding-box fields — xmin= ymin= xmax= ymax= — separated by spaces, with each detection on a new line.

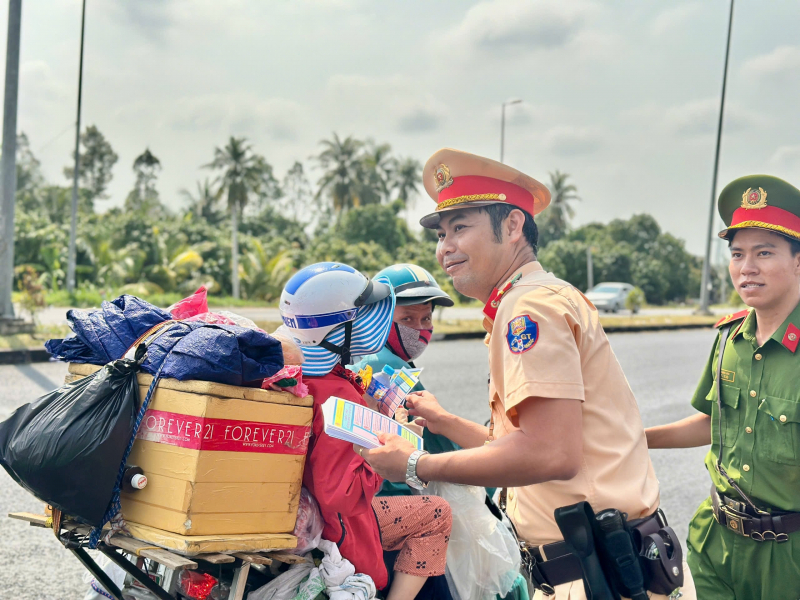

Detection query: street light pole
xmin=698 ymin=0 xmax=734 ymax=314
xmin=0 ymin=0 xmax=22 ymax=321
xmin=66 ymin=0 xmax=87 ymax=294
xmin=500 ymin=98 xmax=522 ymax=164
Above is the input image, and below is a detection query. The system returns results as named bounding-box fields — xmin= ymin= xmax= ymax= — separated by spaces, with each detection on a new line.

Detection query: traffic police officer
xmin=360 ymin=149 xmax=694 ymax=599
xmin=646 ymin=175 xmax=800 ymax=598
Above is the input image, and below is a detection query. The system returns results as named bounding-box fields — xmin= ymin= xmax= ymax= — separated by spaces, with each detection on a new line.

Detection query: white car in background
xmin=585 ymin=282 xmax=636 ymax=313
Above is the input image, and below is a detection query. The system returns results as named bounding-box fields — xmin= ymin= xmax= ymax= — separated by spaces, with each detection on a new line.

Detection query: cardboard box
xmin=123 ymin=521 xmax=298 ymax=556
xmin=67 ymin=363 xmax=313 ymax=537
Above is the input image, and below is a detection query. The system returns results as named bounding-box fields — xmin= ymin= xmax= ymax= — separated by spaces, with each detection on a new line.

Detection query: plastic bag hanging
xmin=0 ymin=345 xmax=146 ymax=526
xmin=427 ymin=482 xmax=521 ymax=600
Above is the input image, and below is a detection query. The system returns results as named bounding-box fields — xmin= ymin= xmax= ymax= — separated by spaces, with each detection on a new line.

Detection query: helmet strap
xmin=318 ymin=320 xmax=353 ymax=366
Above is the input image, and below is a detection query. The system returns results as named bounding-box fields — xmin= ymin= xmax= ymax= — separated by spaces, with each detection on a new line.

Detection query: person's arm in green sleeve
xmin=645 ymin=335 xmax=717 ymax=449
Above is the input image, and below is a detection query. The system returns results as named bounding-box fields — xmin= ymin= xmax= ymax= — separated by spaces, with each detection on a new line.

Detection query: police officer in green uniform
xmin=646 ymin=175 xmax=800 ymax=598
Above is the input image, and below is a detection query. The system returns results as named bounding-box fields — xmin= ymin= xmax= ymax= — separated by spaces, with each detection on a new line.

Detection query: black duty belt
xmin=522 ymin=512 xmax=661 ymax=593
xmin=711 ymin=486 xmax=800 ymax=542
xmin=527 ymin=540 xmax=583 ymax=592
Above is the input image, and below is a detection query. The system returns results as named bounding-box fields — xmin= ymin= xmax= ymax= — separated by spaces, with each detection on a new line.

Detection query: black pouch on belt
xmin=629 ymin=513 xmax=684 ymax=595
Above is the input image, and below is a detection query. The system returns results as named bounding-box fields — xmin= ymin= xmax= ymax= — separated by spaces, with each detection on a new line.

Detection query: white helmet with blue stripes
xmin=280 ymin=262 xmax=395 ymax=375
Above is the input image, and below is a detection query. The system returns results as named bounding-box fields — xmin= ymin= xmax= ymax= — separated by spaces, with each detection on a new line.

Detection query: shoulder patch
xmin=506 ymin=315 xmax=539 ymax=354
xmin=715 ymin=309 xmax=749 ymax=329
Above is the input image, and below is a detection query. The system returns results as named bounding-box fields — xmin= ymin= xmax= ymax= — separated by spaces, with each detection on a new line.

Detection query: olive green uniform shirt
xmin=690 ymin=302 xmax=800 ymax=511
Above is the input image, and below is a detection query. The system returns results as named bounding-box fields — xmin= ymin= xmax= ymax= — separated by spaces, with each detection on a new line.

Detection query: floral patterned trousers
xmin=373 ymin=495 xmax=452 ymax=577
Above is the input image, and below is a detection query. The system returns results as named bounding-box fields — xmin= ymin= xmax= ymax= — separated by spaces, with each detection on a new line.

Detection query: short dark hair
xmin=728 ymin=230 xmax=800 ymax=255
xmin=479 ymin=204 xmax=538 ymax=254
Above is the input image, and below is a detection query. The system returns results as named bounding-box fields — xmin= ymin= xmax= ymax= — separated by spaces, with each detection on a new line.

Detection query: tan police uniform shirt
xmin=485 ymin=262 xmax=660 ymax=545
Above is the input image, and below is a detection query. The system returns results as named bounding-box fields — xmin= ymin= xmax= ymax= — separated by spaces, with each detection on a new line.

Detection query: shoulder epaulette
xmin=715 ymin=309 xmax=749 ymax=329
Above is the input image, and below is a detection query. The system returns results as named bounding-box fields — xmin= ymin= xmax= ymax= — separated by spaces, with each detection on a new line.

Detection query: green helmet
xmin=375 ymin=264 xmax=454 ymax=307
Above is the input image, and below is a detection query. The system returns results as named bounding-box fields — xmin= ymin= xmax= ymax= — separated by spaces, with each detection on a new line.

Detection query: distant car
xmin=585 ymin=282 xmax=635 ymax=313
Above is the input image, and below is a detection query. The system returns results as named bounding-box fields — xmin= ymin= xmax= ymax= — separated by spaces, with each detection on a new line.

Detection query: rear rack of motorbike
xmin=9 ymin=512 xmax=307 ymax=600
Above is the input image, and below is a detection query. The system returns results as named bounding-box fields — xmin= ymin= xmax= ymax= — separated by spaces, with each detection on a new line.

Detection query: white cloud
xmin=650 ymin=4 xmax=702 ymax=37
xmin=770 ymin=145 xmax=800 ymax=169
xmin=165 ymin=95 xmax=308 ymax=142
xmin=18 ymin=61 xmax=72 ymax=126
xmin=741 ymin=46 xmax=800 ymax=79
xmin=543 ymin=125 xmax=602 ymax=155
xmin=104 ymin=0 xmax=175 ymax=43
xmin=439 ymin=0 xmax=597 ymax=55
xmin=663 ymin=98 xmax=761 ymax=136
xmin=324 ymin=75 xmax=448 ymax=134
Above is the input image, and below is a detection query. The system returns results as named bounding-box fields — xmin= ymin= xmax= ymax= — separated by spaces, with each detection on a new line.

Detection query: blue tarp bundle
xmin=45 ymin=295 xmax=284 ymax=386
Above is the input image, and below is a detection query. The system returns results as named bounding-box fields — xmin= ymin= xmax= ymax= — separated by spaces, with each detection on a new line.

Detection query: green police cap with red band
xmin=718 ymin=174 xmax=800 ymax=242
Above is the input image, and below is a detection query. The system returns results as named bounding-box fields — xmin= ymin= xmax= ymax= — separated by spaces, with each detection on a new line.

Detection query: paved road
xmin=32 ymin=304 xmax=730 ymax=327
xmin=1 ymin=329 xmax=715 ymax=598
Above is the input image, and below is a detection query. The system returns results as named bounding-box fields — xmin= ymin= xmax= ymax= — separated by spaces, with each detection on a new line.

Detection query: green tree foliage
xmin=14 ymin=133 xmax=44 ymax=212
xmin=315 ymin=133 xmax=365 ymax=212
xmin=334 ymin=201 xmax=411 ymax=253
xmin=537 ymin=170 xmax=580 ymax=246
xmin=204 ymin=137 xmax=280 ymax=299
xmin=125 ymin=148 xmax=164 ymax=214
xmin=539 ymin=214 xmax=702 ymax=304
xmin=315 ymin=133 xmax=421 ymax=216
xmin=63 ymin=125 xmax=119 ymax=206
xmin=281 ymin=161 xmax=314 ymax=224
xmin=11 ymin=132 xmax=702 ymax=308
xmin=181 ymin=179 xmax=224 ymax=225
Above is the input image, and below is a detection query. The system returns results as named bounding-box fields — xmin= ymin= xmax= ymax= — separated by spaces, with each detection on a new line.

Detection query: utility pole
xmin=586 ymin=246 xmax=594 ymax=291
xmin=66 ymin=0 xmax=87 ymax=293
xmin=500 ymin=98 xmax=522 ymax=164
xmin=698 ymin=0 xmax=734 ymax=314
xmin=0 ymin=0 xmax=22 ymax=322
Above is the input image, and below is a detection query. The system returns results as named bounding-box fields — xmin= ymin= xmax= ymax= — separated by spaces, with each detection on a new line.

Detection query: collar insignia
xmin=783 ymin=324 xmax=800 ymax=353
xmin=483 ymin=273 xmax=522 ymax=321
xmin=742 ymin=187 xmax=768 ymax=209
xmin=715 ymin=309 xmax=749 ymax=329
xmin=434 ymin=164 xmax=453 ymax=194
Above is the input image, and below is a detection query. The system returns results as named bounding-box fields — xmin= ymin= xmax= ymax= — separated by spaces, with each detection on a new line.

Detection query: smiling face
xmin=729 ymin=228 xmax=800 ymax=311
xmin=435 ymin=207 xmax=516 ymax=302
xmin=393 ymin=303 xmax=433 ymax=330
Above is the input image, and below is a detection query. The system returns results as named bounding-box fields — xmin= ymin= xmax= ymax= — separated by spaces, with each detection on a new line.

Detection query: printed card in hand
xmin=322 ymin=396 xmax=424 ymax=451
xmin=378 ymin=366 xmax=423 ymax=417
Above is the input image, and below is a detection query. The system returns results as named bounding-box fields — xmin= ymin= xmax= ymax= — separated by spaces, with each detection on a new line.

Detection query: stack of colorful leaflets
xmin=378 ymin=366 xmax=423 ymax=417
xmin=322 ymin=396 xmax=424 ymax=451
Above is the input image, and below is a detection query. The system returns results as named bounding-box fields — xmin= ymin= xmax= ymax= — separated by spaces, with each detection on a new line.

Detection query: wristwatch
xmin=405 ymin=450 xmax=429 ymax=490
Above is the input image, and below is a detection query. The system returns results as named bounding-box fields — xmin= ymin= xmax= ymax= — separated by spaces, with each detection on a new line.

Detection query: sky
xmin=2 ymin=0 xmax=800 ymax=257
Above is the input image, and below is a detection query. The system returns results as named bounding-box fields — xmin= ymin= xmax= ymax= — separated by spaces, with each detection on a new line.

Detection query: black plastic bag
xmin=0 ymin=349 xmax=144 ymax=526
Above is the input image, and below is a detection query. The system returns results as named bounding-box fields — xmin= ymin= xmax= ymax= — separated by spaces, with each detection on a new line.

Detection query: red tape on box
xmin=136 ymin=409 xmax=311 ymax=455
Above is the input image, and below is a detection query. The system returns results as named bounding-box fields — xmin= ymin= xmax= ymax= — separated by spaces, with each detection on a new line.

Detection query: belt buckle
xmin=520 ymin=545 xmax=556 ymax=596
xmin=720 ymin=506 xmax=747 ymax=536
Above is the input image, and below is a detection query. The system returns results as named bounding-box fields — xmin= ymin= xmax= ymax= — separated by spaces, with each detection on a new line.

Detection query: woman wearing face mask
xmin=354 ymin=264 xmax=458 ymax=496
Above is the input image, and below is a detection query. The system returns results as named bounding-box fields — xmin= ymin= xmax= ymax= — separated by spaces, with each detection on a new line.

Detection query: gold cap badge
xmin=742 ymin=187 xmax=768 ymax=209
xmin=434 ymin=164 xmax=453 ymax=193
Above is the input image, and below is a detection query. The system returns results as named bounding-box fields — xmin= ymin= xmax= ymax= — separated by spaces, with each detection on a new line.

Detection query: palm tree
xmin=181 ymin=179 xmax=224 ymax=225
xmin=125 ymin=148 xmax=162 ymax=213
xmin=360 ymin=141 xmax=394 ymax=205
xmin=391 ymin=157 xmax=422 ymax=209
xmin=542 ymin=170 xmax=580 ymax=242
xmin=314 ymin=133 xmax=365 ymax=213
xmin=204 ymin=136 xmax=268 ymax=299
